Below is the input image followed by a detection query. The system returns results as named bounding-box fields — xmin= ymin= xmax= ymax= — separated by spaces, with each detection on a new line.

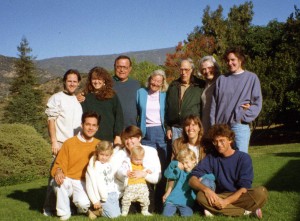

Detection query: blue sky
xmin=1 ymin=0 xmax=298 ymax=60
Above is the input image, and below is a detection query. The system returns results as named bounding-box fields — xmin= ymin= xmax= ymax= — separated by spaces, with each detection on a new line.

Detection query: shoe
xmin=60 ymin=214 xmax=71 ymax=220
xmin=252 ymin=208 xmax=262 ymax=219
xmin=141 ymin=211 xmax=152 ymax=216
xmin=204 ymin=209 xmax=214 ymax=217
xmin=121 ymin=212 xmax=128 ymax=216
xmin=87 ymin=209 xmax=97 ymax=220
xmin=42 ymin=209 xmax=53 ymax=216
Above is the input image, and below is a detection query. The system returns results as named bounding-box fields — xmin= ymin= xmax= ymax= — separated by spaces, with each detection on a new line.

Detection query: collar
xmin=77 ymin=132 xmax=94 ymax=143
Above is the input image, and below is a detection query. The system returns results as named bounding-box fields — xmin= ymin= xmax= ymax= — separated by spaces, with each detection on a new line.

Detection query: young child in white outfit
xmin=85 ymin=141 xmax=121 ymax=219
xmin=118 ymin=146 xmax=152 ymax=216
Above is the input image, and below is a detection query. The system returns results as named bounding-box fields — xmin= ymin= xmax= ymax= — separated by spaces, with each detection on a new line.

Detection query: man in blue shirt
xmin=189 ymin=124 xmax=267 ymax=219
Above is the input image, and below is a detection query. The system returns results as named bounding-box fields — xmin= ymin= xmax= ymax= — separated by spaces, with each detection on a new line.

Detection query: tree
xmin=4 ymin=37 xmax=45 ymax=134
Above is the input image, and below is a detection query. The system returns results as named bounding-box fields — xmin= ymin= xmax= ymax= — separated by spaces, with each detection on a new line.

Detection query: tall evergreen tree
xmin=4 ymin=37 xmax=45 ymax=134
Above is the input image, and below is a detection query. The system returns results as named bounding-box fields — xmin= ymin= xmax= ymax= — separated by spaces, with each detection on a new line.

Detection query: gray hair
xmin=181 ymin=58 xmax=195 ymax=69
xmin=199 ymin=56 xmax=220 ymax=75
xmin=145 ymin=69 xmax=169 ymax=92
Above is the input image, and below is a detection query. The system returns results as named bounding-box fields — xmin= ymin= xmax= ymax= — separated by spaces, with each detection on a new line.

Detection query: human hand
xmin=145 ymin=169 xmax=152 ymax=174
xmin=177 ymin=162 xmax=184 ymax=170
xmin=213 ymin=198 xmax=229 ymax=209
xmin=51 ymin=142 xmax=61 ymax=156
xmin=76 ymin=93 xmax=85 ymax=103
xmin=93 ymin=202 xmax=101 ymax=210
xmin=241 ymin=103 xmax=251 ymax=110
xmin=54 ymin=168 xmax=65 ymax=186
xmin=166 ymin=129 xmax=172 ymax=140
xmin=204 ymin=188 xmax=220 ymax=207
xmin=129 ymin=170 xmax=147 ymax=179
xmin=162 ymin=190 xmax=171 ymax=203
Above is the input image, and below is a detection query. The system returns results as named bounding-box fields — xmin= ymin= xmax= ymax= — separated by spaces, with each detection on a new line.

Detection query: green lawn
xmin=0 ymin=143 xmax=299 ymax=221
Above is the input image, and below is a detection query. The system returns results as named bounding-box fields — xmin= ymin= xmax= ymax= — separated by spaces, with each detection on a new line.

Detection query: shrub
xmin=0 ymin=124 xmax=51 ymax=186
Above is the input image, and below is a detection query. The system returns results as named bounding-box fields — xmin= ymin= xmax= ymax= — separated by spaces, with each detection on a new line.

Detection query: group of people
xmin=42 ymin=47 xmax=267 ymax=220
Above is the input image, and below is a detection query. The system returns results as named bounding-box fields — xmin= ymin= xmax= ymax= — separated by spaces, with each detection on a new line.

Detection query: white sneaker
xmin=204 ymin=209 xmax=214 ymax=217
xmin=142 ymin=211 xmax=152 ymax=216
xmin=60 ymin=214 xmax=71 ymax=220
xmin=121 ymin=212 xmax=128 ymax=216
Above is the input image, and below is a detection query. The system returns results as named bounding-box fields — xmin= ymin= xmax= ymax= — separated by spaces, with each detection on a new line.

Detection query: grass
xmin=0 ymin=143 xmax=300 ymax=221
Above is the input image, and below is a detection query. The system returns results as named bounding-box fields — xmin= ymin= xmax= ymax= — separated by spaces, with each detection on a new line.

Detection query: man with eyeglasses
xmin=165 ymin=58 xmax=205 ymax=142
xmin=113 ymin=55 xmax=140 ymax=128
xmin=189 ymin=124 xmax=268 ymax=219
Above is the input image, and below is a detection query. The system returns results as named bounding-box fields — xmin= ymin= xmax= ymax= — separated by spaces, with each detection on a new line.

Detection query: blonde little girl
xmin=85 ymin=141 xmax=121 ymax=219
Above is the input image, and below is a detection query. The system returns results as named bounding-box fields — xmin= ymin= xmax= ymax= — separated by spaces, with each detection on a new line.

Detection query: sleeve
xmin=113 ymin=94 xmax=124 ymax=136
xmin=241 ymin=76 xmax=262 ymax=123
xmin=236 ymin=154 xmax=253 ymax=189
xmin=190 ymin=155 xmax=212 ymax=179
xmin=210 ymin=83 xmax=217 ymax=126
xmin=45 ymin=94 xmax=61 ymax=119
xmin=164 ymin=161 xmax=181 ymax=179
xmin=144 ymin=148 xmax=161 ymax=184
xmin=136 ymin=90 xmax=141 ymax=126
xmin=85 ymin=158 xmax=100 ymax=204
xmin=51 ymin=142 xmax=69 ymax=177
xmin=116 ymin=159 xmax=130 ymax=183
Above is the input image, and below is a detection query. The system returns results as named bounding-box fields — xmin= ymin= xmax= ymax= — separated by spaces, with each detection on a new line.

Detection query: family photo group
xmin=42 ymin=47 xmax=268 ymax=220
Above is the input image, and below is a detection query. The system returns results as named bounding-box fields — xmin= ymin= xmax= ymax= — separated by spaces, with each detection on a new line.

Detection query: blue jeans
xmin=231 ymin=123 xmax=251 ymax=153
xmin=101 ymin=192 xmax=121 ymax=218
xmin=171 ymin=126 xmax=182 ymax=143
xmin=201 ymin=175 xmax=216 ymax=191
xmin=142 ymin=126 xmax=167 ymax=162
xmin=162 ymin=202 xmax=193 ymax=217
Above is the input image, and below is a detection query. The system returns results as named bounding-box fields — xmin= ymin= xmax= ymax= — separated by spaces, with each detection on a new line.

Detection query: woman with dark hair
xmin=210 ymin=47 xmax=262 ymax=153
xmin=110 ymin=125 xmax=161 ymax=213
xmin=81 ymin=66 xmax=124 ymax=144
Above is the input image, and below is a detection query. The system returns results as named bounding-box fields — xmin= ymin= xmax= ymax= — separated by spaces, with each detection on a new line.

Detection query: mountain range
xmin=0 ymin=47 xmax=175 ymax=99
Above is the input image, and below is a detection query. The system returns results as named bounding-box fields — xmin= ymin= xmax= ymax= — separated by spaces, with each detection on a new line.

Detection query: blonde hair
xmin=145 ymin=69 xmax=169 ymax=92
xmin=130 ymin=146 xmax=145 ymax=159
xmin=93 ymin=140 xmax=114 ymax=165
xmin=176 ymin=148 xmax=196 ymax=163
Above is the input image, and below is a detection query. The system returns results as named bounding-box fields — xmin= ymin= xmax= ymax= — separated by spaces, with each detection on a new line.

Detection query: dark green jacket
xmin=165 ymin=75 xmax=205 ymax=129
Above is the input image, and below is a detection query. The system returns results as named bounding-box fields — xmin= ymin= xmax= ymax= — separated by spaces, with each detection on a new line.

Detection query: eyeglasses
xmin=115 ymin=65 xmax=130 ymax=71
xmin=212 ymin=138 xmax=228 ymax=146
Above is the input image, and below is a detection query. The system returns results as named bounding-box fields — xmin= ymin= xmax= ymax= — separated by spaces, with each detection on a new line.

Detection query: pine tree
xmin=4 ymin=37 xmax=45 ymax=134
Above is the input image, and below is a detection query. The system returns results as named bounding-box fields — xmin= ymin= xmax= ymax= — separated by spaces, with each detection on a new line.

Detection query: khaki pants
xmin=197 ymin=186 xmax=268 ymax=216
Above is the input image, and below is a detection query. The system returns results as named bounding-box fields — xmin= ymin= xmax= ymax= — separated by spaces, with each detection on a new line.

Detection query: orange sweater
xmin=51 ymin=136 xmax=100 ymax=180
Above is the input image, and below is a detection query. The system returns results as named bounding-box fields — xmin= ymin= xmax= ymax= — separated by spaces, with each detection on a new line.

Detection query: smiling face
xmin=91 ymin=73 xmax=105 ymax=90
xmin=124 ymin=136 xmax=142 ymax=152
xmin=114 ymin=58 xmax=132 ymax=82
xmin=212 ymin=136 xmax=234 ymax=157
xmin=180 ymin=60 xmax=193 ymax=84
xmin=200 ymin=60 xmax=215 ymax=81
xmin=226 ymin=53 xmax=243 ymax=74
xmin=149 ymin=74 xmax=163 ymax=92
xmin=181 ymin=158 xmax=196 ymax=172
xmin=64 ymin=73 xmax=80 ymax=95
xmin=81 ymin=117 xmax=99 ymax=140
xmin=184 ymin=120 xmax=201 ymax=141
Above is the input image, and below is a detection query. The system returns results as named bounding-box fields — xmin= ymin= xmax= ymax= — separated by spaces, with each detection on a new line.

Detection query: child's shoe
xmin=142 ymin=211 xmax=152 ymax=216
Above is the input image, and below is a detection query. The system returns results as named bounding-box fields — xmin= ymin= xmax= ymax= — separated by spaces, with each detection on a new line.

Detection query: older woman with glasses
xmin=136 ymin=69 xmax=169 ymax=163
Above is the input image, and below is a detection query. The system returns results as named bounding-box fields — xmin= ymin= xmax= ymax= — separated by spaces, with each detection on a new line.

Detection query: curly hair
xmin=84 ymin=66 xmax=115 ymax=100
xmin=207 ymin=124 xmax=235 ymax=142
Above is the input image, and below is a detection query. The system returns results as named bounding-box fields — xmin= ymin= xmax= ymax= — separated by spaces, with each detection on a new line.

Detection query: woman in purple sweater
xmin=210 ymin=47 xmax=262 ymax=153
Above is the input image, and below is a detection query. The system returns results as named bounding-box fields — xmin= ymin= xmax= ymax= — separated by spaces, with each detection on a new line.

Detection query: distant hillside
xmin=0 ymin=47 xmax=175 ymax=99
xmin=36 ymin=47 xmax=175 ymax=76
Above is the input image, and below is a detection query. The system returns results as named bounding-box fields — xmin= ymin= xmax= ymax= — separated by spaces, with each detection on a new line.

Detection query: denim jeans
xmin=201 ymin=175 xmax=216 ymax=191
xmin=171 ymin=126 xmax=183 ymax=143
xmin=102 ymin=192 xmax=121 ymax=218
xmin=231 ymin=123 xmax=251 ymax=153
xmin=162 ymin=202 xmax=193 ymax=217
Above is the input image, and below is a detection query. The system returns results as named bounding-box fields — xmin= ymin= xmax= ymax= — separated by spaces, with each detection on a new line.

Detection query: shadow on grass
xmin=265 ymin=159 xmax=300 ymax=220
xmin=7 ymin=185 xmax=47 ymax=212
xmin=251 ymin=125 xmax=300 ymax=146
